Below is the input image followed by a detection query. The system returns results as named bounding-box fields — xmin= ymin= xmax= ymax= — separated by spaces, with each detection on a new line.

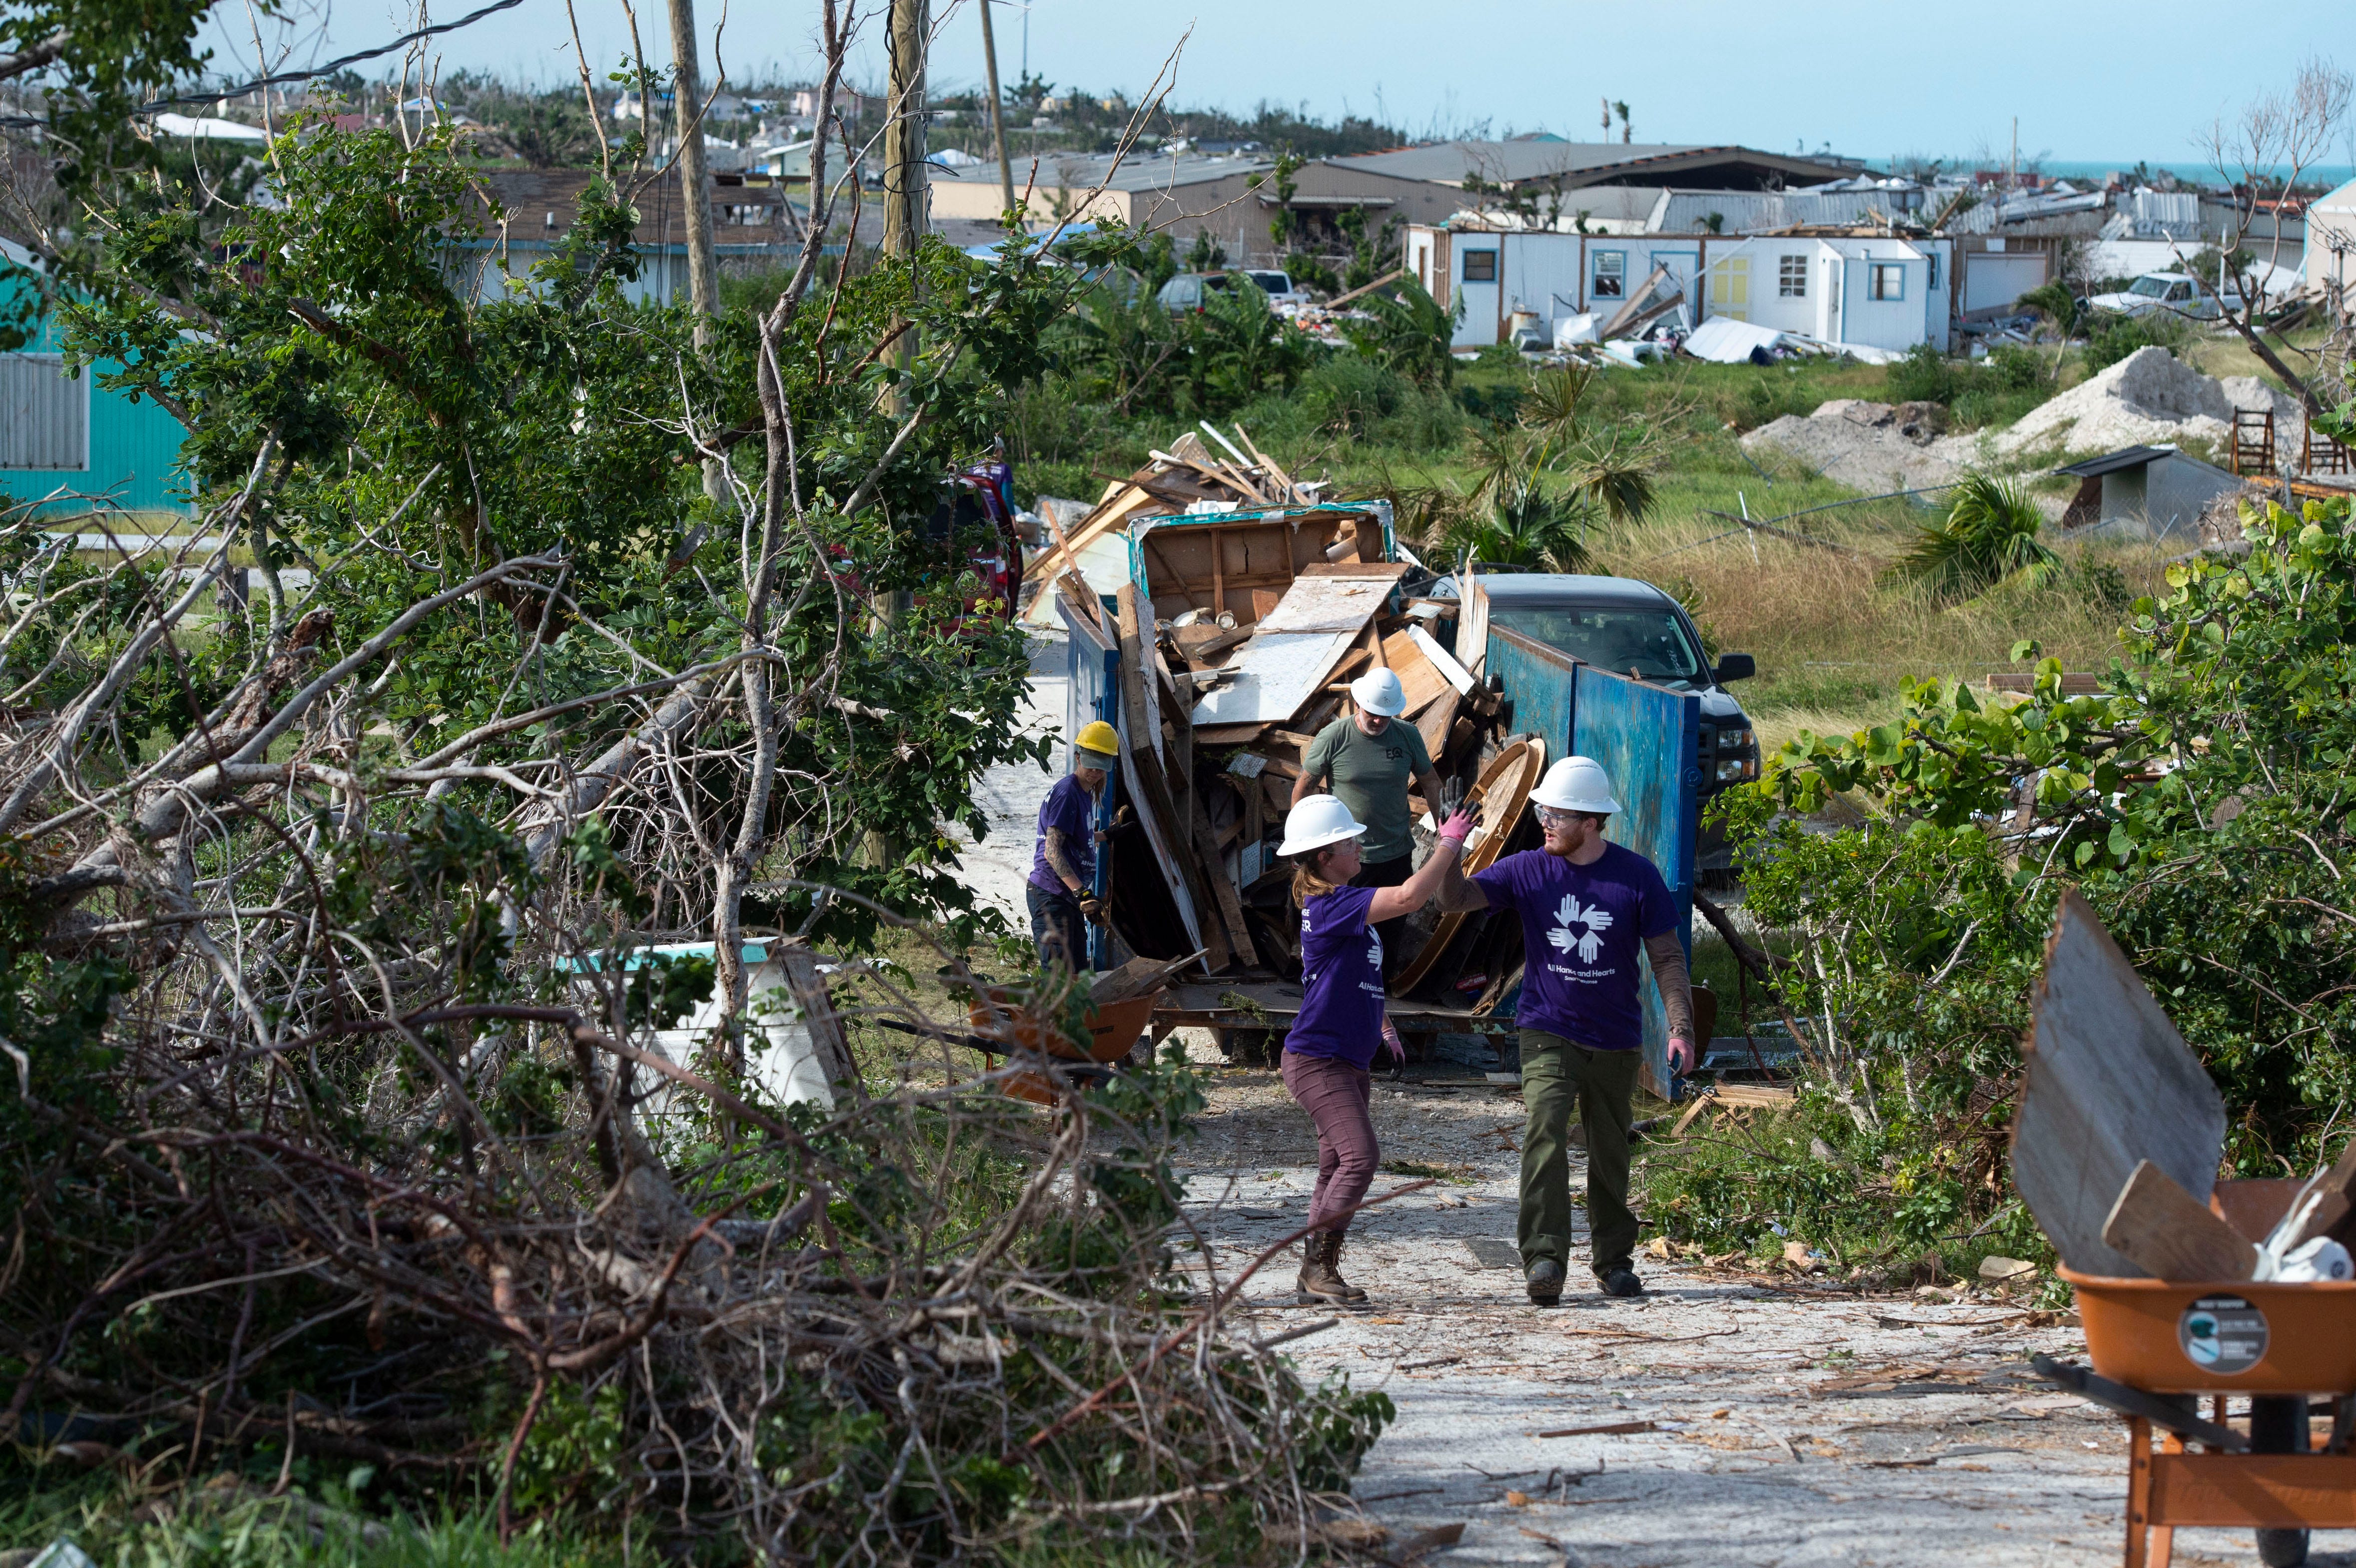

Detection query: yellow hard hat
xmin=1075 ymin=720 xmax=1120 ymax=759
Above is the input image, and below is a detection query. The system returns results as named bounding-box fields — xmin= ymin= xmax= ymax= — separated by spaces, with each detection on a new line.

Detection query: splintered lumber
xmin=2102 ymin=1161 xmax=2258 ymax=1282
xmin=1189 ymin=568 xmax=1406 ymax=728
xmin=1380 ymin=628 xmax=1452 ymax=716
xmin=2009 ymin=890 xmax=2228 ymax=1277
xmin=1458 ymin=561 xmax=1491 ymax=678
xmin=1598 ymin=264 xmax=1675 ymax=338
xmin=1020 ymin=483 xmax=1158 ymax=624
xmin=1413 ymin=688 xmax=1459 ymax=765
xmin=1189 ymin=798 xmax=1261 ymax=967
xmin=1114 ymin=586 xmax=1221 ymax=968
xmin=1089 ymin=950 xmax=1208 ymax=1007
xmin=1407 ymin=624 xmax=1477 ymax=697
xmin=1321 ymin=267 xmax=1405 ymax=311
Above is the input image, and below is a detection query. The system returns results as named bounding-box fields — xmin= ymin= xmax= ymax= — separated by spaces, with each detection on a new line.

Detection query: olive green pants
xmin=1517 ymin=1029 xmax=1642 ymax=1278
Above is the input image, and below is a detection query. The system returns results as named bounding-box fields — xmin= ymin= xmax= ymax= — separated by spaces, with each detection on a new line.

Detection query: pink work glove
xmin=1438 ymin=807 xmax=1478 ymax=844
xmin=1667 ymin=1036 xmax=1694 ymax=1076
xmin=1381 ymin=1018 xmax=1406 ymax=1065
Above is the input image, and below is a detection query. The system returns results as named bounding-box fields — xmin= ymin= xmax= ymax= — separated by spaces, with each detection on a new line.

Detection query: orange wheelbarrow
xmin=966 ymin=987 xmax=1162 ymax=1105
xmin=2039 ymin=1180 xmax=2356 ymax=1568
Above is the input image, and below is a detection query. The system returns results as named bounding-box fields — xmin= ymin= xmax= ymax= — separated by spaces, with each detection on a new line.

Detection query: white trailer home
xmin=1403 ymin=224 xmax=1952 ymax=355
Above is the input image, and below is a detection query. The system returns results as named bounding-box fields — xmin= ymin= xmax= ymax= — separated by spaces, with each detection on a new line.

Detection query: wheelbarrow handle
xmin=2029 ymin=1353 xmax=2249 ymax=1451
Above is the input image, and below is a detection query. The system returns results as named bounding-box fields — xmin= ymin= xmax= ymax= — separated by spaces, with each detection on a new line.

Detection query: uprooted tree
xmin=0 ymin=4 xmax=1392 ymax=1558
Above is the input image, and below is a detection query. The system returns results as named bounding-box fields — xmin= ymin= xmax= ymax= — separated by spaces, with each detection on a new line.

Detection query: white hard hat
xmin=1278 ymin=793 xmax=1369 ymax=858
xmin=1350 ymin=667 xmax=1407 ymax=717
xmin=1531 ymin=756 xmax=1621 ymax=815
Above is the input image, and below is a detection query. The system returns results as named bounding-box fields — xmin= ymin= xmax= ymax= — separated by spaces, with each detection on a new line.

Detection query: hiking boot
xmin=1598 ymin=1266 xmax=1645 ymax=1299
xmin=1525 ymin=1257 xmax=1566 ymax=1306
xmin=1297 ymin=1231 xmax=1364 ymax=1304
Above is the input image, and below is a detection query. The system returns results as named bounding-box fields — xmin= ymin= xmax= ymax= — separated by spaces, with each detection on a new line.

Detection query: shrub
xmin=1891 ymin=471 xmax=2058 ymax=599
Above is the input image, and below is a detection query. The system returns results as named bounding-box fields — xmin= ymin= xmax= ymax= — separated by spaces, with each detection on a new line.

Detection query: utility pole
xmin=877 ymin=0 xmax=929 ymax=634
xmin=977 ymin=0 xmax=1015 ymax=217
xmin=2009 ymin=116 xmax=2018 ymax=193
xmin=665 ymin=0 xmax=726 ymax=501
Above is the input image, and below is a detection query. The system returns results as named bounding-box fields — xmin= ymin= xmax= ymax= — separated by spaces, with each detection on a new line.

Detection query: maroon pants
xmin=1281 ymin=1049 xmax=1378 ymax=1233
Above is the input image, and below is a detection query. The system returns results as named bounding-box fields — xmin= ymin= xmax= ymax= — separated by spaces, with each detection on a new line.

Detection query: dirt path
xmin=1169 ymin=1066 xmax=2342 ymax=1568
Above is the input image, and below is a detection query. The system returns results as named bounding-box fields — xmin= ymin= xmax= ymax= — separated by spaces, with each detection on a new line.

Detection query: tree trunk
xmin=666 ymin=0 xmax=727 ymax=502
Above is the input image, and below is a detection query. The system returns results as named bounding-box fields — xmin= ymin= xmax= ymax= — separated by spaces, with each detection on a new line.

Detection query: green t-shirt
xmin=1304 ymin=715 xmax=1432 ymax=864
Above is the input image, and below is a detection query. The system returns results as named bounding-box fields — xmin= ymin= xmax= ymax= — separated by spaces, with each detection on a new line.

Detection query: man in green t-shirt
xmin=1291 ymin=668 xmax=1448 ymax=977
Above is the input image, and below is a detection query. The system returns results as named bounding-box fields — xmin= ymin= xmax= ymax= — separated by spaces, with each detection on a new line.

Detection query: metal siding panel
xmin=1569 ymin=665 xmax=1699 ymax=1098
xmin=0 ymin=354 xmax=87 ymax=469
xmin=1484 ymin=627 xmax=1578 ymax=761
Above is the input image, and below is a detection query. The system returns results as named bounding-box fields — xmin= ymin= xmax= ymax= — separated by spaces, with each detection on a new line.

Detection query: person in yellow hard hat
xmin=1029 ymin=720 xmax=1119 ymax=969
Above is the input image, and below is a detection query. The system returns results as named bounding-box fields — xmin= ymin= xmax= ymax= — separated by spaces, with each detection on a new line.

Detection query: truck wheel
xmin=2251 ymin=1396 xmax=2310 ymax=1565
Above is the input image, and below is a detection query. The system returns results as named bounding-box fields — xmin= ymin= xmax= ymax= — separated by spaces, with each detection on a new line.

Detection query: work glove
xmin=1079 ymin=897 xmax=1106 ymax=923
xmin=1381 ymin=1018 xmax=1406 ymax=1066
xmin=1666 ymin=1035 xmax=1694 ymax=1077
xmin=1438 ymin=807 xmax=1479 ymax=845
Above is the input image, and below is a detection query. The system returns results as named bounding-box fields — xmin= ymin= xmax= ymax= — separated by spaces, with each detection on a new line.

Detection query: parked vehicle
xmin=1436 ymin=571 xmax=1760 ymax=872
xmin=1154 ymin=269 xmax=1311 ymax=313
xmin=2088 ymin=273 xmax=2216 ymax=319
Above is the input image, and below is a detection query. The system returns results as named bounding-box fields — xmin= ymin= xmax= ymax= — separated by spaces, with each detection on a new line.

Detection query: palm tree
xmin=1892 ymin=472 xmax=2058 ymax=600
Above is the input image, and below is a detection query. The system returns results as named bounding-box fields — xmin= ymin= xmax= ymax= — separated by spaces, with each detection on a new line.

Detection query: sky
xmin=201 ymin=0 xmax=2356 ymax=173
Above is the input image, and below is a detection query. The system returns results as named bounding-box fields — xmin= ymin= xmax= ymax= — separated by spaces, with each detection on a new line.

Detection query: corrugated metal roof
xmin=2054 ymin=445 xmax=2175 ymax=478
xmin=1333 ymin=140 xmax=1860 ymax=189
xmin=1652 ymin=189 xmax=1914 ymax=233
xmin=932 ymin=151 xmax=1271 ymax=195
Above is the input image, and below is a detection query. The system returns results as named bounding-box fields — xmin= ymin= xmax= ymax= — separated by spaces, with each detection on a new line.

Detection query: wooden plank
xmin=1019 ymin=483 xmax=1160 ymax=624
xmin=1381 ymin=629 xmax=1452 ymax=715
xmin=1113 ymin=586 xmax=1218 ymax=967
xmin=2010 ymin=890 xmax=2228 ymax=1277
xmin=2102 ymin=1160 xmax=2258 ymax=1281
xmin=1413 ymin=688 xmax=1459 ymax=767
xmin=1459 ymin=560 xmax=1491 ymax=679
xmin=1189 ymin=799 xmax=1260 ymax=967
xmin=2148 ymin=1452 xmax=2356 ymax=1529
xmin=1408 ymin=623 xmax=1478 ymax=696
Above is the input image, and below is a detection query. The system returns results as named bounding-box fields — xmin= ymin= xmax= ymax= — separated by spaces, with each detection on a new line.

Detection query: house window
xmin=1870 ymin=262 xmax=1906 ymax=301
xmin=1590 ymin=250 xmax=1625 ymax=298
xmin=1778 ymin=255 xmax=1807 ymax=297
xmin=1926 ymin=252 xmax=1941 ymax=290
xmin=1462 ymin=249 xmax=1496 ymax=283
xmin=0 ymin=354 xmax=89 ymax=470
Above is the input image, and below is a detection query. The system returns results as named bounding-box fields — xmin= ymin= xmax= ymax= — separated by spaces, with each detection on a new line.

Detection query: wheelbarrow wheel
xmin=2251 ymin=1395 xmax=2311 ymax=1566
xmin=2256 ymin=1529 xmax=2309 ymax=1567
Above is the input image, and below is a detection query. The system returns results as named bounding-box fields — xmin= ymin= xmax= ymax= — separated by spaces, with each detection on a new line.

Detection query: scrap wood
xmin=1089 ymin=950 xmax=1209 ymax=1007
xmin=1598 ymin=263 xmax=1676 ymax=338
xmin=1189 ymin=803 xmax=1262 ymax=968
xmin=1231 ymin=424 xmax=1304 ymax=504
xmin=1321 ymin=267 xmax=1406 ymax=311
xmin=2101 ymin=1159 xmax=2258 ymax=1281
xmin=2012 ymin=890 xmax=2227 ymax=1278
xmin=1379 ymin=628 xmax=1451 ymax=715
xmin=1115 ymin=586 xmax=1224 ymax=969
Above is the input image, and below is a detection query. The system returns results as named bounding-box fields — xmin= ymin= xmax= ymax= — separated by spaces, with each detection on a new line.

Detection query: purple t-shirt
xmin=1472 ymin=843 xmax=1677 ymax=1050
xmin=1027 ymin=774 xmax=1096 ymax=895
xmin=1285 ymin=885 xmax=1386 ymax=1069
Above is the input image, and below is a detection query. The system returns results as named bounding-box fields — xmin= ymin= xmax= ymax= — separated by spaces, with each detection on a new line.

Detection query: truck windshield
xmin=2129 ymin=276 xmax=2174 ymax=298
xmin=1490 ymin=606 xmax=1708 ymax=685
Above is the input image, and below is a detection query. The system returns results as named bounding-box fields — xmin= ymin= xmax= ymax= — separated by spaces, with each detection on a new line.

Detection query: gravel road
xmin=1168 ymin=1066 xmax=2340 ymax=1568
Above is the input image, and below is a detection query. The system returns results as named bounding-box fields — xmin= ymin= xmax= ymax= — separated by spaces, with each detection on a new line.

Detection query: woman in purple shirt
xmin=1278 ymin=792 xmax=1476 ymax=1305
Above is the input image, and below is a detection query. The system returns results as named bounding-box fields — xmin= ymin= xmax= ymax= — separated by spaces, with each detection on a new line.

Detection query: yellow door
xmin=1709 ymin=257 xmax=1749 ymax=320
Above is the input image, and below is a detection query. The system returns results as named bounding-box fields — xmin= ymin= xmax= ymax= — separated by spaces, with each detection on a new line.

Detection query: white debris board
xmin=1189 ymin=572 xmax=1400 ymax=726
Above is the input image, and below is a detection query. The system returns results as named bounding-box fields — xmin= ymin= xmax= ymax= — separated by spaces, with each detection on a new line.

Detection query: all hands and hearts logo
xmin=1547 ymin=894 xmax=1614 ymax=964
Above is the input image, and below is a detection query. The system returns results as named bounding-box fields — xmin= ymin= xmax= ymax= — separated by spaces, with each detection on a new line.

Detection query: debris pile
xmin=1020 ymin=424 xmax=1328 ymax=624
xmin=1047 ymin=437 xmax=1536 ymax=1035
xmin=1743 ymin=350 xmax=2312 ymax=492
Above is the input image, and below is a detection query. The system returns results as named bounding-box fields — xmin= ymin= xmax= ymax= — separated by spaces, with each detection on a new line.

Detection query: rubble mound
xmin=1995 ymin=347 xmax=2230 ymax=455
xmin=1742 ymin=401 xmax=1967 ymax=494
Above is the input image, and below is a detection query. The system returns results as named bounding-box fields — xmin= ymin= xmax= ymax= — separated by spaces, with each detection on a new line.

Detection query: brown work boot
xmin=1296 ymin=1230 xmax=1368 ymax=1304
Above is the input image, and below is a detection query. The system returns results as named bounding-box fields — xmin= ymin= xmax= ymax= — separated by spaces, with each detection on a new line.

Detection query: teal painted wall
xmin=1 ymin=268 xmax=193 ymax=518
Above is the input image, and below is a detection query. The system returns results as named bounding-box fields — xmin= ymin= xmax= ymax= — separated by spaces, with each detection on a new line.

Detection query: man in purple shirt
xmin=1435 ymin=756 xmax=1694 ymax=1303
xmin=1028 ymin=721 xmax=1118 ymax=969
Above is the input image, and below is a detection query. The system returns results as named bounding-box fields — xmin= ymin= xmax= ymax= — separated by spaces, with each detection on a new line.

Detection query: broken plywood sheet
xmin=1381 ymin=628 xmax=1453 ymax=717
xmin=1190 ymin=570 xmax=1404 ymax=727
xmin=2009 ymin=889 xmax=2226 ymax=1277
xmin=1458 ymin=561 xmax=1491 ymax=678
